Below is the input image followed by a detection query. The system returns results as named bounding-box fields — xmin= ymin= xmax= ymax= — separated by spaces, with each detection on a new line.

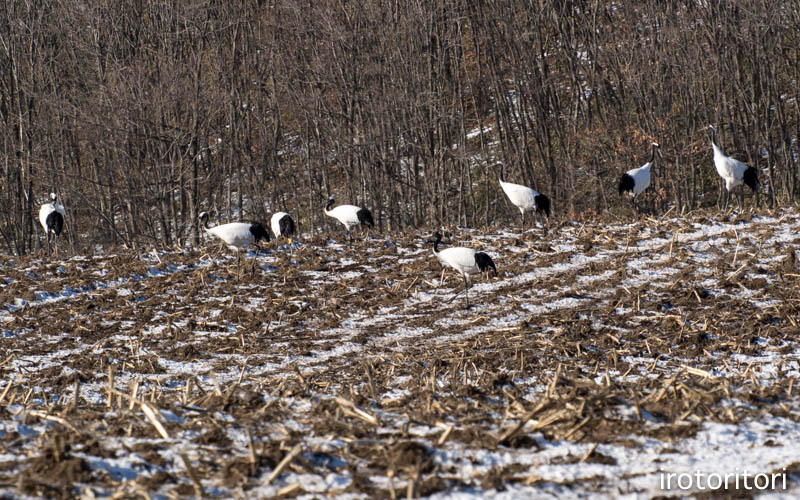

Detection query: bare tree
xmin=0 ymin=0 xmax=798 ymax=254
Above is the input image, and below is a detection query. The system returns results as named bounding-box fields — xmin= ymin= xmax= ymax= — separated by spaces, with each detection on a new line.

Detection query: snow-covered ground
xmin=1 ymin=210 xmax=800 ymax=498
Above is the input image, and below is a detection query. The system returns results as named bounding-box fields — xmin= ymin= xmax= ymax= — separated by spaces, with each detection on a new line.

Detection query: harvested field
xmin=2 ymin=210 xmax=800 ymax=498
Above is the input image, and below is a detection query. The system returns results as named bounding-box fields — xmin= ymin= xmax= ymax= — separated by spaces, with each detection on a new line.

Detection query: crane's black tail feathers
xmin=46 ymin=212 xmax=64 ymax=237
xmin=534 ymin=193 xmax=551 ymax=217
xmin=357 ymin=208 xmax=375 ymax=228
xmin=475 ymin=252 xmax=497 ymax=276
xmin=743 ymin=166 xmax=759 ymax=192
xmin=279 ymin=215 xmax=296 ymax=238
xmin=249 ymin=223 xmax=271 ymax=242
xmin=618 ymin=173 xmax=635 ymax=195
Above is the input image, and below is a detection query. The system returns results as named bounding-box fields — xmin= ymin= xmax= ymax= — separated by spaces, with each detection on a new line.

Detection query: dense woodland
xmin=1 ymin=0 xmax=799 ymax=255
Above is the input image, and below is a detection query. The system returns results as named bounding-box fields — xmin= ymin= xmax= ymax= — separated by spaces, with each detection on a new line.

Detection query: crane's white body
xmin=324 ymin=197 xmax=373 ymax=245
xmin=712 ymin=142 xmax=749 ymax=192
xmin=620 ymin=143 xmax=659 ymax=198
xmin=434 ymin=246 xmax=484 ymax=279
xmin=199 ymin=212 xmax=269 ymax=280
xmin=38 ymin=194 xmax=65 ymax=234
xmin=324 ymin=204 xmax=364 ymax=231
xmin=618 ymin=143 xmax=659 ymax=215
xmin=431 ymin=232 xmax=496 ymax=308
xmin=271 ymin=212 xmax=291 ymax=238
xmin=204 ymin=222 xmax=260 ymax=251
xmin=495 ymin=162 xmax=550 ymax=232
xmin=708 ymin=125 xmax=758 ymax=210
xmin=39 ymin=192 xmax=66 ymax=255
xmin=622 ymin=163 xmax=651 ymax=197
xmin=499 ymin=179 xmax=543 ymax=215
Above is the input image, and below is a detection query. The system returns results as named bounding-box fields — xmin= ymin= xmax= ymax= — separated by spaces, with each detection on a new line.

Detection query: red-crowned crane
xmin=708 ymin=125 xmax=759 ymax=209
xmin=495 ymin=162 xmax=550 ymax=233
xmin=618 ymin=142 xmax=660 ymax=212
xmin=431 ymin=231 xmax=497 ymax=309
xmin=199 ymin=211 xmax=270 ymax=280
xmin=39 ymin=193 xmax=66 ymax=256
xmin=270 ymin=212 xmax=296 ymax=243
xmin=324 ymin=197 xmax=374 ymax=245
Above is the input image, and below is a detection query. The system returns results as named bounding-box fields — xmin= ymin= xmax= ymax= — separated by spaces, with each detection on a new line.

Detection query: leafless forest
xmin=2 ymin=0 xmax=799 ymax=254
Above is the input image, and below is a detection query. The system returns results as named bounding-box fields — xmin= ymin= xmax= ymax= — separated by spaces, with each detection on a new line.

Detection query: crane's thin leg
xmin=521 ymin=212 xmax=525 ymax=234
xmin=236 ymin=252 xmax=242 ymax=283
xmin=463 ymin=274 xmax=470 ymax=309
xmin=251 ymin=247 xmax=260 ymax=276
xmin=446 ymin=275 xmax=468 ymax=305
xmin=439 ymin=267 xmax=446 ymax=285
xmin=541 ymin=213 xmax=548 ymax=237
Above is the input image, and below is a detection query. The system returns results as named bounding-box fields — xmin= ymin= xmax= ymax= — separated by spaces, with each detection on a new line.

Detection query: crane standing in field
xmin=431 ymin=231 xmax=497 ymax=309
xmin=495 ymin=162 xmax=551 ymax=234
xmin=708 ymin=125 xmax=759 ymax=210
xmin=199 ymin=212 xmax=270 ymax=280
xmin=270 ymin=212 xmax=296 ymax=243
xmin=324 ymin=197 xmax=374 ymax=245
xmin=618 ymin=142 xmax=660 ymax=213
xmin=39 ymin=193 xmax=66 ymax=256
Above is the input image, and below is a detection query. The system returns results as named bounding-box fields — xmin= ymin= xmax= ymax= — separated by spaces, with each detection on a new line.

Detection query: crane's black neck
xmin=199 ymin=213 xmax=211 ymax=229
xmin=650 ymin=144 xmax=657 ymax=164
xmin=325 ymin=198 xmax=335 ymax=212
xmin=497 ymin=162 xmax=505 ymax=183
xmin=709 ymin=126 xmax=717 ymax=147
xmin=432 ymin=231 xmax=443 ymax=254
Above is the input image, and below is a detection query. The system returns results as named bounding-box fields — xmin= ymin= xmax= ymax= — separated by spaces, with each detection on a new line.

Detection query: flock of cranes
xmin=617 ymin=126 xmax=759 ymax=212
xmin=37 ymin=125 xmax=760 ymax=308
